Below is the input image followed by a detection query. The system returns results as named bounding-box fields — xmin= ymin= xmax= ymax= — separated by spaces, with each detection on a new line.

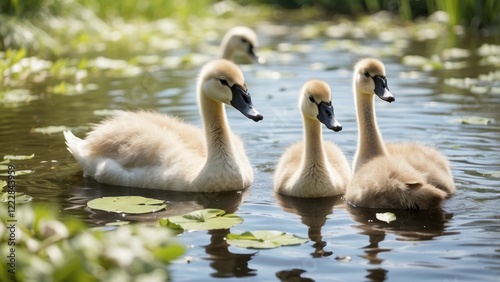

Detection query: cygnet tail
xmin=63 ymin=130 xmax=89 ymax=163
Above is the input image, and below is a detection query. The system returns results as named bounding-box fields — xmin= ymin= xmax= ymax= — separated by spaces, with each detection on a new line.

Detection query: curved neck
xmin=354 ymin=88 xmax=388 ymax=172
xmin=199 ymin=94 xmax=234 ymax=160
xmin=220 ymin=48 xmax=233 ymax=61
xmin=219 ymin=40 xmax=233 ymax=60
xmin=302 ymin=118 xmax=327 ymax=168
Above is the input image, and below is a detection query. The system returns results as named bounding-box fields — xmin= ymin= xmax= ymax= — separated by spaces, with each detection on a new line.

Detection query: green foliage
xmin=160 ymin=208 xmax=244 ymax=231
xmin=0 ymin=0 xmax=64 ymax=17
xmin=87 ymin=196 xmax=167 ymax=214
xmin=75 ymin=0 xmax=213 ymax=21
xmin=226 ymin=230 xmax=309 ymax=249
xmin=376 ymin=212 xmax=397 ymax=223
xmin=243 ymin=0 xmax=500 ymax=29
xmin=0 ymin=192 xmax=33 ymax=203
xmin=3 ymin=154 xmax=34 ymax=160
xmin=0 ymin=204 xmax=184 ymax=281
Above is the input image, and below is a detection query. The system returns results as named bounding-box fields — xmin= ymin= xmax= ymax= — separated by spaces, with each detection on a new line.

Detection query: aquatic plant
xmin=0 ymin=204 xmax=184 ymax=281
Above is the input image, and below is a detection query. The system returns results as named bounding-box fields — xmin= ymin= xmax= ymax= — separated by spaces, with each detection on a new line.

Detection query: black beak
xmin=317 ymin=101 xmax=342 ymax=132
xmin=373 ymin=75 xmax=395 ymax=103
xmin=248 ymin=45 xmax=260 ymax=63
xmin=230 ymin=85 xmax=263 ymax=122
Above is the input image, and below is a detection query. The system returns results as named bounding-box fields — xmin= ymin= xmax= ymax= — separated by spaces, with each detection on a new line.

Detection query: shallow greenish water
xmin=1 ymin=24 xmax=499 ymax=281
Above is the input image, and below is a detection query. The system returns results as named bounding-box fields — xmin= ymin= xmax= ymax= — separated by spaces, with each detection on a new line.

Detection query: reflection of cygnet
xmin=276 ymin=194 xmax=344 ymax=257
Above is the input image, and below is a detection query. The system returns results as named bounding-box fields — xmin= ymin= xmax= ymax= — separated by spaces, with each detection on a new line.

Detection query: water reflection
xmin=67 ymin=177 xmax=249 ymax=224
xmin=68 ymin=178 xmax=258 ymax=278
xmin=275 ymin=193 xmax=344 ymax=258
xmin=203 ymin=229 xmax=257 ymax=278
xmin=347 ymin=206 xmax=456 ymax=281
xmin=276 ymin=268 xmax=315 ymax=282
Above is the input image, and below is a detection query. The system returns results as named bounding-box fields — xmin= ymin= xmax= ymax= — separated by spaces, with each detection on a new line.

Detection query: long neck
xmin=302 ymin=118 xmax=327 ymax=169
xmin=199 ymin=94 xmax=234 ymax=160
xmin=219 ymin=40 xmax=233 ymax=60
xmin=353 ymin=88 xmax=388 ymax=172
xmin=220 ymin=48 xmax=232 ymax=61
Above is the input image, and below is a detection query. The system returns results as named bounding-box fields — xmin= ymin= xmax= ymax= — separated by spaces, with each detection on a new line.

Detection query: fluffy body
xmin=274 ymin=79 xmax=351 ymax=197
xmin=64 ymin=59 xmax=255 ymax=192
xmin=274 ymin=141 xmax=351 ymax=197
xmin=346 ymin=58 xmax=455 ymax=209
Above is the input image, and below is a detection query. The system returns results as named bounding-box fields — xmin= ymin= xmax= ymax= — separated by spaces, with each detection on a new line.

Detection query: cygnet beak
xmin=247 ymin=46 xmax=262 ymax=63
xmin=373 ymin=75 xmax=395 ymax=103
xmin=317 ymin=101 xmax=342 ymax=132
xmin=230 ymin=85 xmax=263 ymax=122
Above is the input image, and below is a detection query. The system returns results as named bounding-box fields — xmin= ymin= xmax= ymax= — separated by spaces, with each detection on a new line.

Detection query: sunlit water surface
xmin=1 ymin=26 xmax=499 ymax=281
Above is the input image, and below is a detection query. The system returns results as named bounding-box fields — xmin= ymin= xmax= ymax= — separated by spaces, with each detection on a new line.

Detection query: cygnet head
xmin=221 ymin=26 xmax=260 ymax=62
xmin=354 ymin=58 xmax=394 ymax=102
xmin=198 ymin=59 xmax=263 ymax=122
xmin=300 ymin=79 xmax=342 ymax=132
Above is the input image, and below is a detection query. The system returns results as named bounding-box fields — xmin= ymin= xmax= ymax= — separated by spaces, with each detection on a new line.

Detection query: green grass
xmin=75 ymin=0 xmax=213 ymax=21
xmin=244 ymin=0 xmax=500 ymax=29
xmin=0 ymin=0 xmax=498 ymax=57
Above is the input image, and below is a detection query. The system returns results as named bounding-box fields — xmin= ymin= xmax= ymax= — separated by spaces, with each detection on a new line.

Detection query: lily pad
xmin=226 ymin=230 xmax=308 ymax=249
xmin=2 ymin=89 xmax=38 ymax=104
xmin=105 ymin=221 xmax=130 ymax=226
xmin=335 ymin=256 xmax=352 ymax=262
xmin=159 ymin=208 xmax=243 ymax=231
xmin=450 ymin=116 xmax=495 ymax=125
xmin=93 ymin=109 xmax=126 ymax=116
xmin=87 ymin=196 xmax=166 ymax=214
xmin=31 ymin=126 xmax=71 ymax=135
xmin=0 ymin=180 xmax=5 ymax=188
xmin=4 ymin=154 xmax=35 ymax=160
xmin=0 ymin=192 xmax=33 ymax=204
xmin=484 ymin=171 xmax=500 ymax=178
xmin=31 ymin=125 xmax=89 ymax=134
xmin=0 ymin=170 xmax=33 ymax=176
xmin=376 ymin=212 xmax=397 ymax=223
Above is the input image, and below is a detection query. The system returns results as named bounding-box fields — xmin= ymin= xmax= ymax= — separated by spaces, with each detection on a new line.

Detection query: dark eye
xmin=220 ymin=79 xmax=230 ymax=87
xmin=308 ymin=96 xmax=315 ymax=103
xmin=364 ymin=71 xmax=370 ymax=78
xmin=241 ymin=38 xmax=248 ymax=44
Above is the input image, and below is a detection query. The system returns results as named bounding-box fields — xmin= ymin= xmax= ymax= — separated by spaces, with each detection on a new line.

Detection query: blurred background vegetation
xmin=247 ymin=0 xmax=499 ymax=29
xmin=0 ymin=0 xmax=499 ymax=56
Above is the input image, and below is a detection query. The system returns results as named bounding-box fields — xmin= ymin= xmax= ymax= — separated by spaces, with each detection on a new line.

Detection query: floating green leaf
xmin=484 ymin=171 xmax=500 ymax=178
xmin=450 ymin=116 xmax=495 ymax=125
xmin=226 ymin=230 xmax=308 ymax=249
xmin=335 ymin=256 xmax=352 ymax=262
xmin=3 ymin=154 xmax=35 ymax=160
xmin=105 ymin=221 xmax=130 ymax=226
xmin=93 ymin=109 xmax=125 ymax=116
xmin=31 ymin=125 xmax=89 ymax=134
xmin=0 ymin=192 xmax=33 ymax=204
xmin=32 ymin=126 xmax=71 ymax=135
xmin=0 ymin=170 xmax=33 ymax=176
xmin=159 ymin=208 xmax=243 ymax=231
xmin=376 ymin=212 xmax=397 ymax=223
xmin=2 ymin=89 xmax=38 ymax=104
xmin=87 ymin=196 xmax=166 ymax=214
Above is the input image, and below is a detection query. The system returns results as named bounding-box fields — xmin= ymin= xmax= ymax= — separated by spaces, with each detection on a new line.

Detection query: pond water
xmin=1 ymin=22 xmax=500 ymax=281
